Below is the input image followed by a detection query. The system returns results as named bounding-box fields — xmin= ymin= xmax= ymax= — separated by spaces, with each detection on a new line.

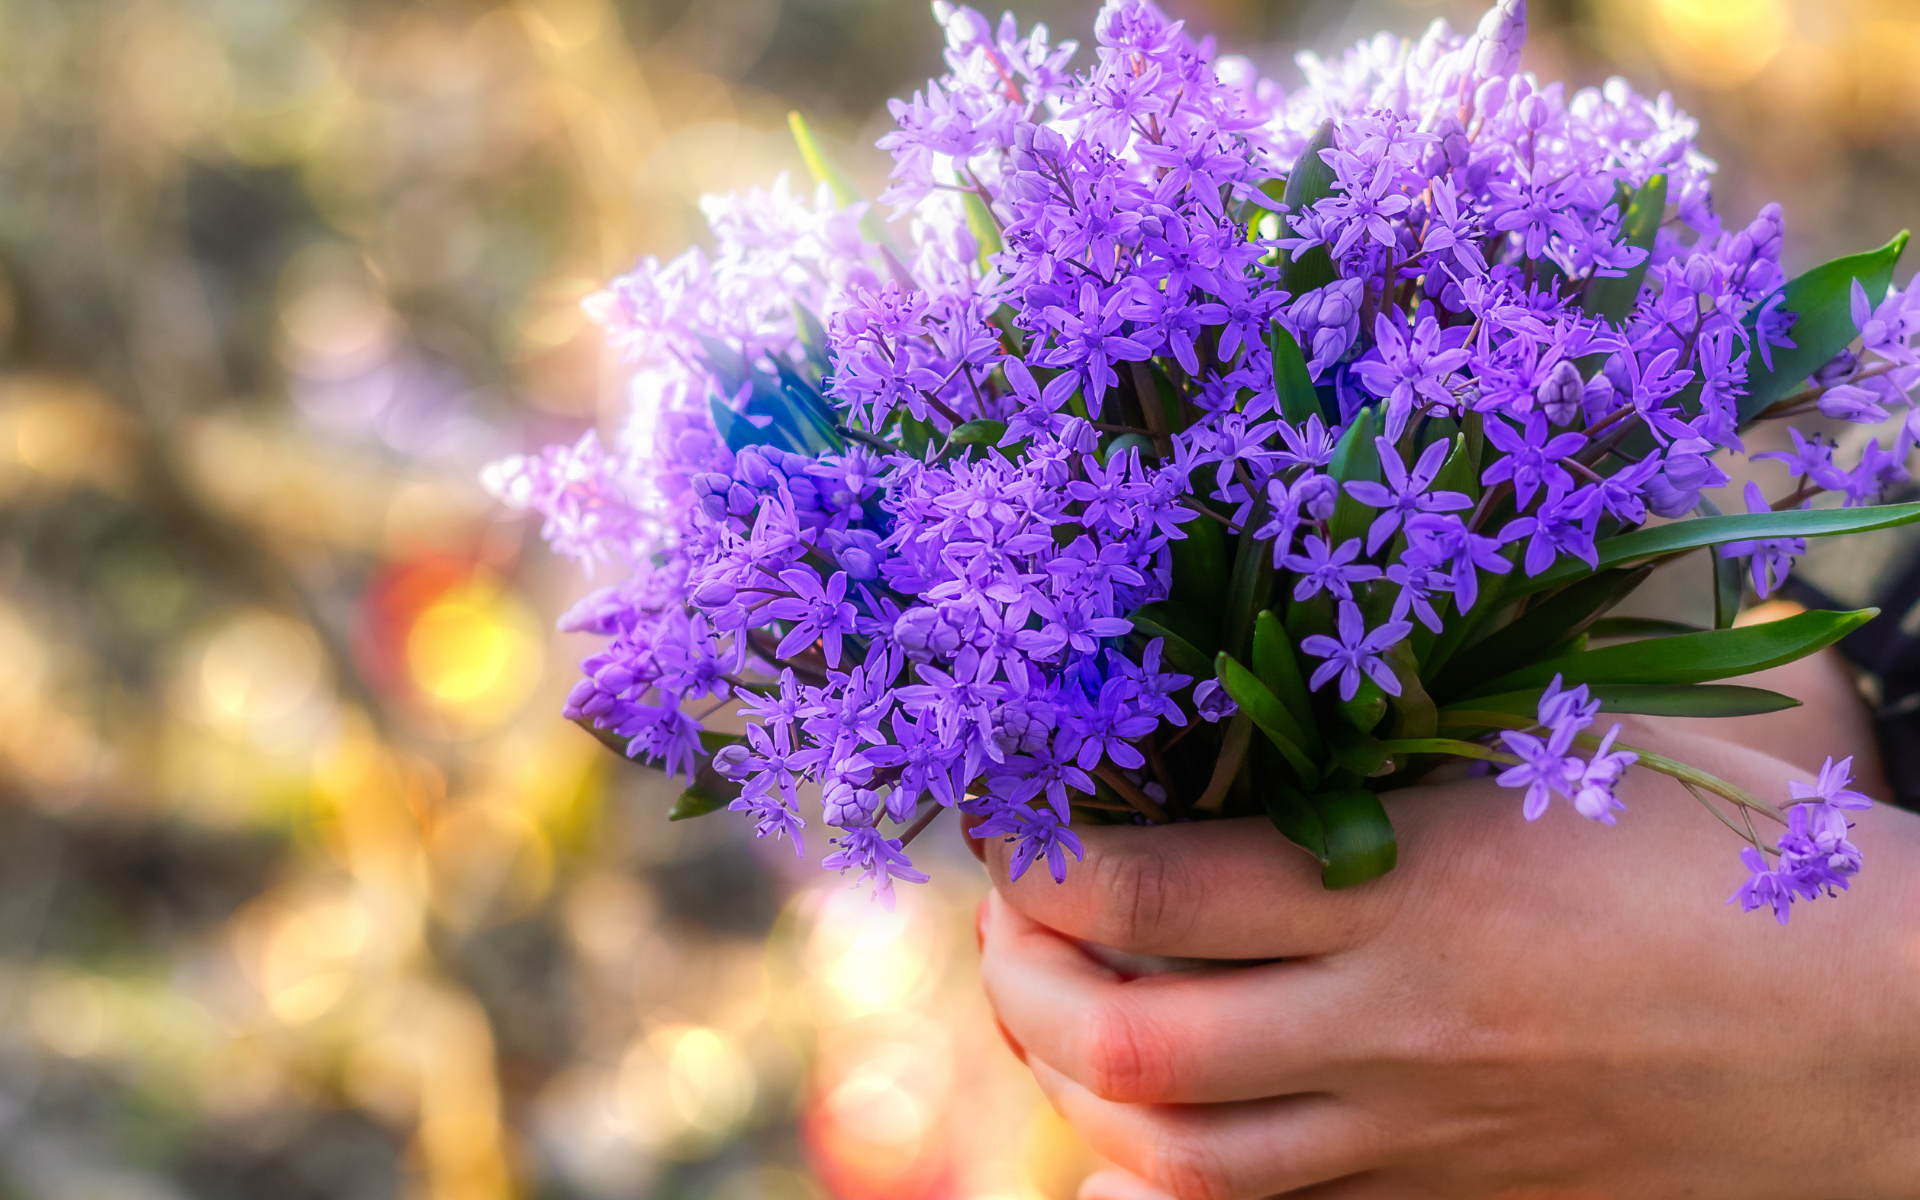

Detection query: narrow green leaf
xmin=1278 ymin=120 xmax=1339 ymax=297
xmin=1460 ymin=608 xmax=1876 ymax=698
xmin=1268 ymin=320 xmax=1321 ymax=425
xmin=1429 ymin=566 xmax=1653 ymax=700
xmin=1582 ymin=174 xmax=1666 ymax=323
xmin=1327 ymin=407 xmax=1380 ymax=549
xmin=1441 ymin=683 xmax=1802 ymax=724
xmin=1739 ymin=230 xmax=1909 ymax=423
xmin=1252 ymin=610 xmax=1320 ymax=755
xmin=1313 ymin=788 xmax=1397 ymax=890
xmin=1713 ymin=546 xmax=1744 ymax=629
xmin=789 ymin=110 xmax=858 ymax=206
xmin=1215 ymin=653 xmax=1320 ymax=788
xmin=792 ymin=301 xmax=832 ymax=374
xmin=1520 ymin=502 xmax=1920 ymax=595
xmin=1223 ymin=495 xmax=1275 ymax=660
xmin=1128 ymin=602 xmax=1216 ymax=679
xmin=1169 ymin=513 xmax=1231 ymax=618
xmin=962 ymin=189 xmax=1003 ymax=271
xmin=1264 ymin=780 xmax=1329 ymax=865
xmin=1586 ymin=617 xmax=1708 ymax=639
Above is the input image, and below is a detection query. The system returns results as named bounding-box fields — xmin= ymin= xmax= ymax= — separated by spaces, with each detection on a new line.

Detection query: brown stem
xmin=1093 ymin=763 xmax=1171 ymax=824
xmin=897 ymin=802 xmax=946 ymax=848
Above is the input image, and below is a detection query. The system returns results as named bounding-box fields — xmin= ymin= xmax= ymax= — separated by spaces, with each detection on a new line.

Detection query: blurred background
xmin=0 ymin=0 xmax=1912 ymax=1197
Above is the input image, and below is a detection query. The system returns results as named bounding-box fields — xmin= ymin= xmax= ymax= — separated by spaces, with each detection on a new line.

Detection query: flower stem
xmin=897 ymin=801 xmax=946 ymax=848
xmin=1093 ymin=762 xmax=1171 ymax=824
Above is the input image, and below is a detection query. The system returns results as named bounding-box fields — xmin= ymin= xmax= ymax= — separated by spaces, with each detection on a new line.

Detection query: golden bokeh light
xmin=804 ymin=885 xmax=946 ymax=1021
xmin=196 ymin=611 xmax=329 ymax=736
xmin=259 ymin=897 xmax=368 ymax=1023
xmin=1649 ymin=0 xmax=1793 ymax=86
xmin=405 ymin=581 xmax=544 ymax=726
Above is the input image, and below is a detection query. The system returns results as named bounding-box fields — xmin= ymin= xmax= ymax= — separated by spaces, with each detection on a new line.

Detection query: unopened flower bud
xmin=1814 ymin=348 xmax=1858 ymax=386
xmin=1537 ymin=359 xmax=1586 ymax=426
xmin=711 ymin=744 xmax=753 ymax=780
xmin=1684 ymin=255 xmax=1714 ymax=294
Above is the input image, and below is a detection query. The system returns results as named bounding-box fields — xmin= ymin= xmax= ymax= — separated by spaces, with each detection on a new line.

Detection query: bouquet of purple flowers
xmin=488 ymin=0 xmax=1920 ymax=923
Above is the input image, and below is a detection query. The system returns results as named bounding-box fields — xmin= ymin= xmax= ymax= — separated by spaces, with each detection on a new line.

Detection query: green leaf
xmin=949 ymin=418 xmax=1007 ymax=446
xmin=1215 ymin=653 xmax=1320 ymax=788
xmin=1582 ymin=174 xmax=1666 ymax=324
xmin=962 ymin=189 xmax=1004 ymax=271
xmin=1739 ymin=230 xmax=1908 ymax=423
xmin=1429 ymin=566 xmax=1653 ymax=699
xmin=1268 ymin=320 xmax=1321 ymax=425
xmin=1441 ymin=683 xmax=1802 ymax=724
xmin=1102 ymin=432 xmax=1157 ymax=463
xmin=669 ymin=784 xmax=729 ymax=821
xmin=1278 ymin=120 xmax=1339 ymax=298
xmin=1223 ymin=495 xmax=1275 ymax=659
xmin=792 ymin=301 xmax=832 ymax=375
xmin=1713 ymin=545 xmax=1745 ymax=629
xmin=1586 ymin=617 xmax=1708 ymax=639
xmin=1382 ymin=640 xmax=1437 ymax=740
xmin=1459 ymin=607 xmax=1876 ymax=698
xmin=1336 ymin=675 xmax=1388 ymax=735
xmin=1313 ymin=788 xmax=1397 ymax=890
xmin=710 ymin=393 xmax=789 ymax=454
xmin=1519 ymin=502 xmax=1920 ymax=595
xmin=1264 ymin=780 xmax=1328 ymax=865
xmin=1327 ymin=406 xmax=1381 ymax=548
xmin=1325 ymin=722 xmax=1388 ymax=775
xmin=788 ymin=110 xmax=889 ymax=246
xmin=1128 ymin=601 xmax=1216 ymax=678
xmin=1252 ymin=610 xmax=1319 ymax=753
xmin=1430 ymin=433 xmax=1478 ymax=502
xmin=1169 ymin=512 xmax=1230 ymax=616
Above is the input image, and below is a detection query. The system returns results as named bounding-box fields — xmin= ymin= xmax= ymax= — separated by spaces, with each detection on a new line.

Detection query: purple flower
xmin=1343 ymin=436 xmax=1474 ymax=554
xmin=1352 ymin=310 xmax=1473 ymax=441
xmin=1729 ymin=848 xmax=1797 ymax=925
xmin=1497 ymin=676 xmax=1634 ymax=823
xmin=1060 ymin=677 xmax=1159 ymax=770
xmin=764 ymin=568 xmax=860 ymax=666
xmin=1480 ymin=412 xmax=1586 ymax=511
xmin=973 ymin=801 xmax=1087 ymax=883
xmin=1282 ymin=535 xmax=1383 ymax=602
xmin=1300 ymin=601 xmax=1411 ymax=701
xmin=1718 ymin=481 xmax=1805 ymax=599
xmin=1496 ymin=724 xmax=1582 ymax=822
xmin=1192 ymin=678 xmax=1238 ymax=722
xmin=822 ymin=827 xmax=931 ymax=904
xmin=1789 ymin=755 xmax=1873 ymax=811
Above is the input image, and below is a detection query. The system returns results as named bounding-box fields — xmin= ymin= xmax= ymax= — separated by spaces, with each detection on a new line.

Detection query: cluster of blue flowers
xmin=486 ymin=0 xmax=1919 ymax=910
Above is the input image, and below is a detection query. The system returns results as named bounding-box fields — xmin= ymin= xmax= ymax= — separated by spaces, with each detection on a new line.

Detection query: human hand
xmin=976 ymin=715 xmax=1920 ymax=1200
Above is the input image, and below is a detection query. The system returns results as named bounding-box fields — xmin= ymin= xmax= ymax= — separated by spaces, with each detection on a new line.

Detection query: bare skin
xmin=973 ymin=655 xmax=1920 ymax=1200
